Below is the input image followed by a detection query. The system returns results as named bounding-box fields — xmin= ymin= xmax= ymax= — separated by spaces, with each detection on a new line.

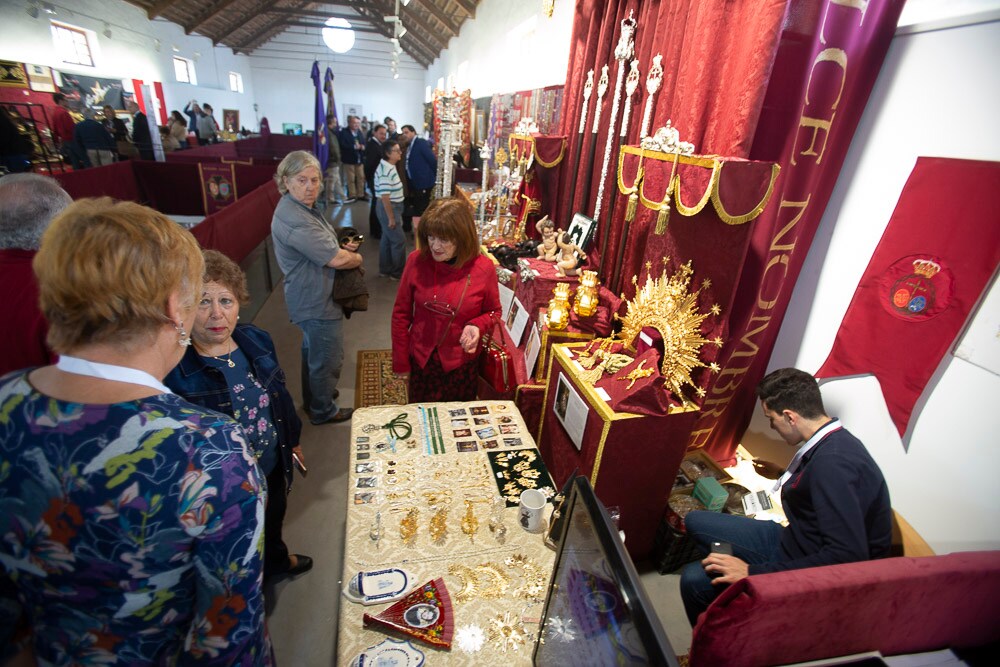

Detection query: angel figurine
xmin=555 ymin=231 xmax=587 ymax=277
xmin=536 ymin=216 xmax=558 ymax=262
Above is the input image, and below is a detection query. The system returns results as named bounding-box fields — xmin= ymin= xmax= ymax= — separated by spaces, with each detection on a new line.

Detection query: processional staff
xmin=609 ymin=58 xmax=642 ymax=284
xmin=565 ymin=69 xmax=594 ymax=226
xmin=578 ymin=65 xmax=609 ymax=223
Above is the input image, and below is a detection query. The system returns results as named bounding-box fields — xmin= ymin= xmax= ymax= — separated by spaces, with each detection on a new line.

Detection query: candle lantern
xmin=545 ymin=283 xmax=572 ymax=330
xmin=574 ymin=270 xmax=600 ymax=317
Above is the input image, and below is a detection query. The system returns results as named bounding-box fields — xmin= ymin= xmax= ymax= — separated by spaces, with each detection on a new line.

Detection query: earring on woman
xmin=175 ymin=322 xmax=192 ymax=347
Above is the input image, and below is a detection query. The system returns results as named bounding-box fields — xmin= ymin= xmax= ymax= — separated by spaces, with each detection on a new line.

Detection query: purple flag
xmin=324 ymin=67 xmax=338 ymax=127
xmin=311 ymin=61 xmax=328 ymax=170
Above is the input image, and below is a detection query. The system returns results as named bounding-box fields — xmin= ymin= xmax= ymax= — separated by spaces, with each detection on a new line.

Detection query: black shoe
xmin=285 ymin=554 xmax=313 ymax=576
xmin=311 ymin=408 xmax=353 ymax=425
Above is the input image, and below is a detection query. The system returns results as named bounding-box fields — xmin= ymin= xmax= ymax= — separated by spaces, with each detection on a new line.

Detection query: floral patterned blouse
xmin=0 ymin=371 xmax=272 ymax=666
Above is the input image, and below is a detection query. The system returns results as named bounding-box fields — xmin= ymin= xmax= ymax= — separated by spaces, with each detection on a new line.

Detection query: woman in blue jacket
xmin=165 ymin=249 xmax=312 ymax=580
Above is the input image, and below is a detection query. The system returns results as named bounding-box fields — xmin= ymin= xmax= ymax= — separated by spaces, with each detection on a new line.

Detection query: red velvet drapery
xmin=558 ymin=0 xmax=789 ymax=240
xmin=688 ymin=0 xmax=907 ymax=461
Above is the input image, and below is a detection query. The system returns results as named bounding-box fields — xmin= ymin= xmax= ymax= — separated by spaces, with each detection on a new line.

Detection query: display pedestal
xmin=538 ymin=344 xmax=699 ymax=560
xmin=536 ymin=308 xmax=595 ymax=382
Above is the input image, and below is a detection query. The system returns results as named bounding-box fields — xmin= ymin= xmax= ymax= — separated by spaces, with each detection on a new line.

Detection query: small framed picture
xmin=474 ymin=417 xmax=491 ymax=426
xmin=354 ymin=492 xmax=376 ymax=505
xmin=356 ymin=477 xmax=377 ymax=488
xmin=482 ymin=439 xmax=500 ymax=449
xmin=451 ymin=418 xmax=469 ymax=428
xmin=356 ymin=436 xmax=370 ymax=443
xmin=357 ymin=452 xmax=371 ymax=460
xmin=457 ymin=441 xmax=479 ymax=452
xmin=499 ymin=424 xmax=519 ymax=434
xmin=567 ymin=212 xmax=597 ymax=252
xmin=356 ymin=462 xmax=377 ymax=474
xmin=470 ymin=406 xmax=490 ymax=415
xmin=498 ymin=415 xmax=514 ymax=424
xmin=476 ymin=426 xmax=497 ymax=439
xmin=453 ymin=428 xmax=472 ymax=438
xmin=449 ymin=408 xmax=468 ymax=417
xmin=356 ymin=443 xmax=370 ymax=452
xmin=503 ymin=437 xmax=522 ymax=448
xmin=491 ymin=403 xmax=510 ymax=413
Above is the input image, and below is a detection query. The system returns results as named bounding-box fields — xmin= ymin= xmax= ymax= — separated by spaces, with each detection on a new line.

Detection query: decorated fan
xmin=362 ymin=578 xmax=454 ymax=650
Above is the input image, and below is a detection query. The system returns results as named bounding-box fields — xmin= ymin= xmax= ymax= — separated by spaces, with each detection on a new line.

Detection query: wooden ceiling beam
xmin=363 ymin=0 xmax=447 ymax=51
xmin=412 ymin=0 xmax=460 ymax=37
xmin=345 ymin=1 xmax=435 ymax=67
xmin=265 ymin=8 xmax=362 ymax=23
xmin=212 ymin=0 xmax=277 ymax=45
xmin=146 ymin=0 xmax=182 ymax=20
xmin=451 ymin=0 xmax=477 ymax=19
xmin=183 ymin=0 xmax=243 ymax=35
xmin=282 ymin=21 xmax=380 ymax=34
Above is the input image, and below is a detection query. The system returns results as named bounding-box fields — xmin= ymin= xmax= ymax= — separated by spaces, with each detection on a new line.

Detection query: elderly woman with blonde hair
xmin=271 ymin=149 xmax=363 ymax=425
xmin=0 ymin=199 xmax=271 ymax=665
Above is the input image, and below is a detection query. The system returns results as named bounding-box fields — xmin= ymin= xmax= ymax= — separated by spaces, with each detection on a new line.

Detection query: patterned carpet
xmin=354 ymin=349 xmax=408 ymax=408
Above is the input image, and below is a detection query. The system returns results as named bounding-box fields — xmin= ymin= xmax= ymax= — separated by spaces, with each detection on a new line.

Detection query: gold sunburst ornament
xmin=615 ymin=259 xmax=717 ymax=402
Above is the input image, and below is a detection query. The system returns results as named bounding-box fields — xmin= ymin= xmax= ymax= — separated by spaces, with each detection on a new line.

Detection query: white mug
xmin=519 ymin=489 xmax=547 ymax=533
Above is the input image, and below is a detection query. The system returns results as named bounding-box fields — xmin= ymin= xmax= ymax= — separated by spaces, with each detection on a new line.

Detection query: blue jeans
xmin=296 ymin=318 xmax=344 ymax=423
xmin=376 ymin=199 xmax=406 ymax=278
xmin=679 ymin=511 xmax=785 ymax=625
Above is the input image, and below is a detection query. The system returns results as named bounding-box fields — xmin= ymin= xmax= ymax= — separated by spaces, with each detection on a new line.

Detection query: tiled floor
xmin=254 ymin=200 xmax=692 ymax=664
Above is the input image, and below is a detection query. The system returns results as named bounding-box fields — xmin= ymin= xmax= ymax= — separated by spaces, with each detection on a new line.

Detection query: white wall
xmin=0 ymin=0 xmax=258 ymax=130
xmin=248 ymin=27 xmax=426 ymax=135
xmin=743 ymin=17 xmax=1000 ymax=554
xmin=424 ymin=0 xmax=574 ymax=99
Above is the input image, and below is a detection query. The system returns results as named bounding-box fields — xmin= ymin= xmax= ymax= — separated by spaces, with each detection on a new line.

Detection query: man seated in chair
xmin=679 ymin=368 xmax=893 ymax=625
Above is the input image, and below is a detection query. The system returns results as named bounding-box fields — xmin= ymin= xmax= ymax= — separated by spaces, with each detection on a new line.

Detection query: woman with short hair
xmin=166 ymin=250 xmax=311 ymax=581
xmin=391 ymin=197 xmax=500 ymax=402
xmin=271 ymin=150 xmax=363 ymax=425
xmin=0 ymin=198 xmax=271 ymax=664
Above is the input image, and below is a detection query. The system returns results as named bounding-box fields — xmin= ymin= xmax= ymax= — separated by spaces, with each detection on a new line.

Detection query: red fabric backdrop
xmin=558 ymin=0 xmax=788 ymax=245
xmin=687 ymin=0 xmax=907 ymax=461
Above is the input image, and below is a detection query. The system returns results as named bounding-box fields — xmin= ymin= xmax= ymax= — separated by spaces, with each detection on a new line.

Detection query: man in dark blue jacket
xmin=400 ymin=124 xmax=437 ymax=231
xmin=338 ymin=115 xmax=367 ymax=202
xmin=679 ymin=368 xmax=892 ymax=625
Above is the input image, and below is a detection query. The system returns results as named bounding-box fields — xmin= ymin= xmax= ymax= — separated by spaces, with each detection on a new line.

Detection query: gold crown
xmin=614 ymin=259 xmax=716 ymax=404
xmin=912 ymin=259 xmax=940 ymax=278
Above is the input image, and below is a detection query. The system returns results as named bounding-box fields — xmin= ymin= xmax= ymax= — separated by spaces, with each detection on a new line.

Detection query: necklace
xmin=198 ymin=342 xmax=236 ymax=368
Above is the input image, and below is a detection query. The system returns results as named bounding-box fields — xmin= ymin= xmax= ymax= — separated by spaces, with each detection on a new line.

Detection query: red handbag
xmin=478 ymin=314 xmax=515 ymax=396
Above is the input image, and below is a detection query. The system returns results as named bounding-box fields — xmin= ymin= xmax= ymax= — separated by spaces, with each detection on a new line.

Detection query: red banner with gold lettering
xmin=687 ymin=0 xmax=907 ymax=462
xmin=816 ymin=157 xmax=1000 ymax=436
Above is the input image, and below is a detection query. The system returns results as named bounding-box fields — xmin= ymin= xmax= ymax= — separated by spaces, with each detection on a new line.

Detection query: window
xmin=173 ymin=56 xmax=197 ymax=85
xmin=51 ymin=21 xmax=94 ymax=67
xmin=228 ymin=71 xmax=244 ymax=93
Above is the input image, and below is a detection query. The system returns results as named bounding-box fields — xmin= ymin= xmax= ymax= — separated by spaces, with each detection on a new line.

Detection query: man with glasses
xmin=374 ymin=140 xmax=406 ymax=279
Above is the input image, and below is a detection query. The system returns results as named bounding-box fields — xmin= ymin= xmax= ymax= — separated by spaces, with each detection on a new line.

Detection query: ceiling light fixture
xmin=322 ymin=17 xmax=355 ymax=54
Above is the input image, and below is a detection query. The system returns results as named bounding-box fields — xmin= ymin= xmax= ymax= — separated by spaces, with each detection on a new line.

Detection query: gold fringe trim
xmin=508 ymin=133 xmax=566 ymax=169
xmin=711 ymin=162 xmax=782 ymax=225
xmin=619 ymin=145 xmax=780 ymax=226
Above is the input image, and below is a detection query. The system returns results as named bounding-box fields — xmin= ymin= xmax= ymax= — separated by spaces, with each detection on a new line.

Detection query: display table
xmin=538 ymin=344 xmax=699 ymax=560
xmin=336 ymin=402 xmax=557 ymax=665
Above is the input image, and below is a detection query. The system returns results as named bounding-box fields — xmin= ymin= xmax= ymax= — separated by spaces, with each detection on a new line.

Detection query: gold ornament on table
xmin=544 ymin=283 xmax=572 ymax=330
xmin=615 ymin=258 xmax=719 ymax=404
xmin=573 ymin=270 xmax=600 ymax=317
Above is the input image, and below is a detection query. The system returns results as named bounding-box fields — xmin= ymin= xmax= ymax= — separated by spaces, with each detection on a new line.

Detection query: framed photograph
xmin=554 ymin=372 xmax=588 ymax=450
xmin=343 ymin=103 xmax=363 ymax=120
xmin=567 ymin=212 xmax=597 ymax=252
xmin=222 ymin=108 xmax=240 ymax=133
xmin=25 ymin=63 xmax=55 ymax=92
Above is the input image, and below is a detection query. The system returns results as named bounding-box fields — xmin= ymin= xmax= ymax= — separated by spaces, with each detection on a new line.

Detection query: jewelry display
xmin=429 ymin=507 xmax=449 ymax=544
xmin=505 ymin=553 xmax=546 ymax=601
xmin=573 ymin=270 xmax=600 ymax=317
xmin=460 ymin=500 xmax=479 ymax=542
xmin=639 ymin=54 xmax=664 ymax=140
xmin=619 ymin=358 xmax=654 ymax=389
xmin=488 ymin=497 xmax=508 ymax=544
xmin=455 ymin=624 xmax=486 ymax=653
xmin=544 ymin=283 xmax=572 ymax=330
xmin=594 ymin=11 xmax=637 ymax=224
xmin=488 ymin=449 xmax=555 ymax=506
xmin=398 ymin=507 xmax=419 ymax=546
xmin=449 ymin=563 xmax=478 ymax=602
xmin=487 ymin=611 xmax=527 ymax=653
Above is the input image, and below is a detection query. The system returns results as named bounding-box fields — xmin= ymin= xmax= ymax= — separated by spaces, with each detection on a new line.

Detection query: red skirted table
xmin=507 ymin=133 xmax=566 ymax=239
xmin=537 ymin=343 xmax=699 ymax=560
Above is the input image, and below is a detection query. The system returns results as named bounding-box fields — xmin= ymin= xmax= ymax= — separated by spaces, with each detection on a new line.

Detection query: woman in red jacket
xmin=391 ymin=197 xmax=500 ymax=402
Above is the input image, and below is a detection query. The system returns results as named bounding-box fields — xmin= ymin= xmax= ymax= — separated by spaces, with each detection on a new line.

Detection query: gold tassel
xmin=626 ymin=192 xmax=638 ymax=222
xmin=655 ymin=204 xmax=671 ymax=234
